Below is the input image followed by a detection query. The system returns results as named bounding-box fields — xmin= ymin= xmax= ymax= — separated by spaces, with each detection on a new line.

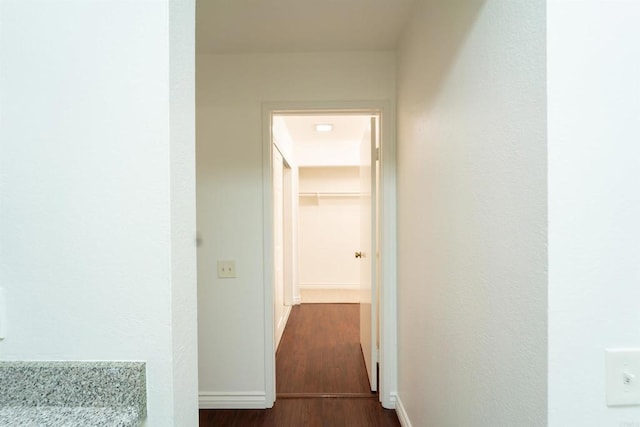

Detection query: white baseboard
xmin=199 ymin=391 xmax=267 ymax=409
xmin=275 ymin=304 xmax=292 ymax=350
xmin=293 ymin=295 xmax=302 ymax=305
xmin=299 ymin=284 xmax=360 ymax=303
xmin=299 ymin=283 xmax=359 ymax=290
xmin=394 ymin=394 xmax=412 ymax=427
xmin=281 ymin=304 xmax=292 ymax=330
xmin=382 ymin=391 xmax=396 ymax=410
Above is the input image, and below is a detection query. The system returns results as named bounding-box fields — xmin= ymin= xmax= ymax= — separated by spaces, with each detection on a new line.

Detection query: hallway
xmin=277 ymin=304 xmax=371 ymax=395
xmin=199 ymin=304 xmax=399 ymax=426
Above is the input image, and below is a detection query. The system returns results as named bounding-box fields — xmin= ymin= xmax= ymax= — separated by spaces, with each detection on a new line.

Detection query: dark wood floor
xmin=276 ymin=303 xmax=371 ymax=394
xmin=198 ymin=397 xmax=400 ymax=426
xmin=199 ymin=304 xmax=400 ymax=426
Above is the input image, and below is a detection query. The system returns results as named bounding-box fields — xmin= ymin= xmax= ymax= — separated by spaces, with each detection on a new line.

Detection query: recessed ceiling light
xmin=315 ymin=124 xmax=333 ymax=132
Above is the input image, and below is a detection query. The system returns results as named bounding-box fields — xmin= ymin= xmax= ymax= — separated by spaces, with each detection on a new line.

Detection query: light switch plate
xmin=606 ymin=348 xmax=640 ymax=406
xmin=217 ymin=260 xmax=236 ymax=278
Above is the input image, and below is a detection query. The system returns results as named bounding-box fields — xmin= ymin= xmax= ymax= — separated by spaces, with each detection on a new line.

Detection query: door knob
xmin=355 ymin=251 xmax=363 ymax=258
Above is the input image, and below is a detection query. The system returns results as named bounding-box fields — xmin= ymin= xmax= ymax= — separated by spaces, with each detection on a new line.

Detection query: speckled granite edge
xmin=0 ymin=406 xmax=140 ymax=427
xmin=0 ymin=361 xmax=146 ymax=425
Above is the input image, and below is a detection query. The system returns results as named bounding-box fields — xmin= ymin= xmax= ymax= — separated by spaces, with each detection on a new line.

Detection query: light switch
xmin=217 ymin=260 xmax=236 ymax=278
xmin=606 ymin=348 xmax=640 ymax=406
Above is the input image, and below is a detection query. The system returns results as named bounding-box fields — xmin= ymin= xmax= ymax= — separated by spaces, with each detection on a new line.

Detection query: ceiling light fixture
xmin=315 ymin=123 xmax=333 ymax=132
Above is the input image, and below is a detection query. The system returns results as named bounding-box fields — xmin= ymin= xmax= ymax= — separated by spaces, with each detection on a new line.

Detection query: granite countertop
xmin=0 ymin=406 xmax=141 ymax=427
xmin=0 ymin=361 xmax=146 ymax=427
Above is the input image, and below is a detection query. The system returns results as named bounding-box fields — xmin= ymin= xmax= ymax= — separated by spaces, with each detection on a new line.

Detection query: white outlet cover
xmin=606 ymin=348 xmax=640 ymax=406
xmin=217 ymin=260 xmax=236 ymax=278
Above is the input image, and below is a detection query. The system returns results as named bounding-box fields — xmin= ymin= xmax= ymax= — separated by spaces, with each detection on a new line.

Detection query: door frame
xmin=261 ymin=100 xmax=398 ymax=409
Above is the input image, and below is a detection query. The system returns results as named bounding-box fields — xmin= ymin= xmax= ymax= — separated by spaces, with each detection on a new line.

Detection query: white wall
xmin=0 ymin=2 xmax=197 ymax=426
xmin=548 ymin=2 xmax=640 ymax=425
xmin=196 ymin=51 xmax=395 ymax=407
xmin=396 ymin=1 xmax=547 ymax=425
xmin=169 ymin=1 xmax=199 ymax=424
xmin=298 ymin=167 xmax=360 ymax=303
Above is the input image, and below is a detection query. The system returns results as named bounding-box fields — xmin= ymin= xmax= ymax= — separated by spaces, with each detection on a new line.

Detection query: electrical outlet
xmin=606 ymin=348 xmax=640 ymax=406
xmin=217 ymin=260 xmax=236 ymax=278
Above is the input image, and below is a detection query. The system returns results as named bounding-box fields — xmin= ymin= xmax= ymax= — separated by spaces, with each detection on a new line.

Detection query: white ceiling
xmin=282 ymin=114 xmax=371 ymax=145
xmin=279 ymin=114 xmax=372 ymax=167
xmin=196 ymin=0 xmax=416 ymax=54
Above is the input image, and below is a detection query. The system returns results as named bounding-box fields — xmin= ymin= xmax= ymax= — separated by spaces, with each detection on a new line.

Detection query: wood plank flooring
xmin=199 ymin=303 xmax=400 ymax=426
xmin=276 ymin=303 xmax=372 ymax=395
xmin=198 ymin=397 xmax=400 ymax=426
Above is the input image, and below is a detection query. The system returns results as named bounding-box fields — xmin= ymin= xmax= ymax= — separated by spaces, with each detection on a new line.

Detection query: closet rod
xmin=298 ymin=191 xmax=361 ymax=197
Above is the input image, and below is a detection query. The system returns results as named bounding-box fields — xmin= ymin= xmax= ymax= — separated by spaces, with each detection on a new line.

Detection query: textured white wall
xmin=196 ymin=52 xmax=395 ymax=403
xmin=548 ymin=2 xmax=640 ymax=425
xmin=396 ymin=1 xmax=547 ymax=425
xmin=169 ymin=0 xmax=199 ymax=424
xmin=0 ymin=2 xmax=197 ymax=425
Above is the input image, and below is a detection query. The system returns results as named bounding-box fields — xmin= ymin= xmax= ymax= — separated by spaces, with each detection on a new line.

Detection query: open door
xmin=359 ymin=116 xmax=377 ymax=392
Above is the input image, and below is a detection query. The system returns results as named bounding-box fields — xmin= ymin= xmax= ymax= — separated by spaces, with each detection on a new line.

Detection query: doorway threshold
xmin=277 ymin=392 xmax=376 ymax=399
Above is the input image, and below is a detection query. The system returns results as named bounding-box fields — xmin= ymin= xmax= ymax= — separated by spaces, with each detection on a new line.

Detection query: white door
xmin=359 ymin=116 xmax=377 ymax=391
xmin=273 ymin=147 xmax=287 ymax=349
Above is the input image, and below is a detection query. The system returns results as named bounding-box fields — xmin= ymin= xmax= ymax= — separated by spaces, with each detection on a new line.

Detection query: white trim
xmin=277 ymin=304 xmax=292 ymax=333
xmin=378 ymin=98 xmax=398 ymax=410
xmin=300 ymin=288 xmax=360 ymax=304
xmin=282 ymin=162 xmax=296 ymax=307
xmin=394 ymin=394 xmax=412 ymax=427
xmin=199 ymin=391 xmax=267 ymax=409
xmin=262 ymin=107 xmax=276 ymax=409
xmin=275 ymin=304 xmax=292 ymax=349
xmin=262 ymin=100 xmax=397 ymax=408
xmin=293 ymin=295 xmax=302 ymax=305
xmin=272 ymin=123 xmax=299 ymax=309
xmin=299 ymin=283 xmax=360 ymax=290
xmin=299 ymin=283 xmax=361 ymax=302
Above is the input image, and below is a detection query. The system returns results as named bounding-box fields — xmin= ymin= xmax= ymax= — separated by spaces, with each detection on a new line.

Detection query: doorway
xmin=262 ymin=102 xmax=396 ymax=408
xmin=275 ymin=112 xmax=377 ymax=397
